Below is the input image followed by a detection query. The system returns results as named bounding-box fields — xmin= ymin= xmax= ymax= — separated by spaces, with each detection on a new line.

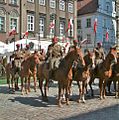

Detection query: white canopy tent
xmin=0 ymin=41 xmax=9 ymax=54
xmin=7 ymin=39 xmax=70 ymax=53
xmin=7 ymin=39 xmax=52 ymax=52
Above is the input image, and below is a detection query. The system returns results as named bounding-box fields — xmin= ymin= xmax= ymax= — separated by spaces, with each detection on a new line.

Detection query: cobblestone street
xmin=0 ymin=82 xmax=119 ymax=120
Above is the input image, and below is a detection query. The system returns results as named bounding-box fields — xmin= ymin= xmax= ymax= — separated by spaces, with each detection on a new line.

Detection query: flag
xmin=65 ymin=20 xmax=71 ymax=33
xmin=80 ymin=38 xmax=89 ymax=45
xmin=23 ymin=30 xmax=29 ymax=38
xmin=9 ymin=27 xmax=16 ymax=36
xmin=49 ymin=20 xmax=55 ymax=29
xmin=93 ymin=18 xmax=97 ymax=33
xmin=106 ymin=29 xmax=109 ymax=41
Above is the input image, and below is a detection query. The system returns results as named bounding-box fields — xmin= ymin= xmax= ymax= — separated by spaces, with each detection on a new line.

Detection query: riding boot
xmin=49 ymin=70 xmax=53 ymax=79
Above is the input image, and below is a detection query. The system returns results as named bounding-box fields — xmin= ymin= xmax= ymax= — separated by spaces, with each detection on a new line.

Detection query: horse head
xmin=107 ymin=50 xmax=117 ymax=64
xmin=74 ymin=47 xmax=85 ymax=66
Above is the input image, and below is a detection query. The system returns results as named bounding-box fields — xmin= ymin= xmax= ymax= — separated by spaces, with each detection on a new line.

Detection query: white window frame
xmin=39 ymin=17 xmax=45 ymax=37
xmin=10 ymin=17 xmax=18 ymax=32
xmin=27 ymin=15 xmax=34 ymax=31
xmin=39 ymin=0 xmax=45 ymax=6
xmin=59 ymin=0 xmax=65 ymax=11
xmin=68 ymin=3 xmax=73 ymax=13
xmin=10 ymin=0 xmax=18 ymax=5
xmin=49 ymin=19 xmax=55 ymax=35
xmin=50 ymin=0 xmax=56 ymax=9
xmin=0 ymin=16 xmax=5 ymax=32
xmin=86 ymin=18 xmax=91 ymax=28
xmin=59 ymin=21 xmax=65 ymax=36
xmin=27 ymin=0 xmax=34 ymax=3
xmin=86 ymin=34 xmax=91 ymax=44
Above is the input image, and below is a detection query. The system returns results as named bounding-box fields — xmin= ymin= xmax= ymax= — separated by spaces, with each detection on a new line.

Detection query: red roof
xmin=77 ymin=0 xmax=98 ymax=16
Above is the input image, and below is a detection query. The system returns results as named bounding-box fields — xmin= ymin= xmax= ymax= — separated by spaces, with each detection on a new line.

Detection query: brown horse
xmin=89 ymin=50 xmax=117 ymax=99
xmin=38 ymin=46 xmax=85 ymax=107
xmin=20 ymin=52 xmax=40 ymax=95
xmin=5 ymin=60 xmax=21 ymax=92
xmin=107 ymin=57 xmax=119 ymax=98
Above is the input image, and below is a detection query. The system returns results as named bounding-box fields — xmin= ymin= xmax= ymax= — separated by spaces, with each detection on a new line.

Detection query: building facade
xmin=0 ymin=0 xmax=77 ymax=43
xmin=77 ymin=0 xmax=116 ymax=51
xmin=0 ymin=0 xmax=20 ymax=43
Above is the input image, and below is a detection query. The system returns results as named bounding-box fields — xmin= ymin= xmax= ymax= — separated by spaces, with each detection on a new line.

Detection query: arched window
xmin=0 ymin=8 xmax=6 ymax=32
xmin=9 ymin=10 xmax=19 ymax=32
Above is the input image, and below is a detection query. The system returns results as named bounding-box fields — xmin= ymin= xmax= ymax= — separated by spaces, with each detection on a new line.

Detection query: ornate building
xmin=0 ymin=0 xmax=77 ymax=43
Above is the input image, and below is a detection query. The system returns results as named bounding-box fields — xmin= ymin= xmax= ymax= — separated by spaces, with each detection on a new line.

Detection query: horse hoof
xmin=66 ymin=102 xmax=70 ymax=105
xmin=77 ymin=99 xmax=81 ymax=103
xmin=100 ymin=97 xmax=103 ymax=100
xmin=28 ymin=89 xmax=31 ymax=92
xmin=58 ymin=104 xmax=63 ymax=108
xmin=82 ymin=100 xmax=86 ymax=104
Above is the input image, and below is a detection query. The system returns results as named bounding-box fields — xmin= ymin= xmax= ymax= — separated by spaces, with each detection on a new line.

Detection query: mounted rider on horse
xmin=46 ymin=36 xmax=63 ymax=79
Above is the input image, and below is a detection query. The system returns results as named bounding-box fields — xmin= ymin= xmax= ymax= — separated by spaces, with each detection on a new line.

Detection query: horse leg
xmin=7 ymin=75 xmax=10 ymax=89
xmin=89 ymin=77 xmax=94 ymax=97
xmin=44 ymin=79 xmax=49 ymax=102
xmin=118 ymin=80 xmax=119 ymax=98
xmin=33 ymin=75 xmax=37 ymax=92
xmin=77 ymin=80 xmax=81 ymax=103
xmin=38 ymin=78 xmax=44 ymax=99
xmin=21 ymin=77 xmax=24 ymax=95
xmin=11 ymin=76 xmax=15 ymax=93
xmin=58 ymin=82 xmax=63 ymax=107
xmin=25 ymin=77 xmax=28 ymax=94
xmin=66 ymin=84 xmax=70 ymax=105
xmin=107 ymin=78 xmax=112 ymax=94
xmin=103 ymin=80 xmax=107 ymax=99
xmin=99 ymin=80 xmax=103 ymax=100
xmin=27 ymin=75 xmax=30 ymax=92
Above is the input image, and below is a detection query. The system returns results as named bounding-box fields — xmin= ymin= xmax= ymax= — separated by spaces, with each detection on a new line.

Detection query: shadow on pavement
xmin=9 ymin=95 xmax=57 ymax=108
xmin=60 ymin=104 xmax=119 ymax=120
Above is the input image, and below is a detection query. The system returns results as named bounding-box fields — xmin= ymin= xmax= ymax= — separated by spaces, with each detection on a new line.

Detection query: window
xmin=50 ymin=0 xmax=56 ymax=9
xmin=39 ymin=0 xmax=45 ymax=6
xmin=77 ymin=20 xmax=81 ymax=29
xmin=10 ymin=0 xmax=17 ymax=5
xmin=27 ymin=0 xmax=34 ymax=3
xmin=0 ymin=16 xmax=5 ymax=31
xmin=27 ymin=15 xmax=34 ymax=31
xmin=86 ymin=18 xmax=91 ymax=28
xmin=49 ymin=20 xmax=55 ymax=35
xmin=9 ymin=10 xmax=19 ymax=32
xmin=10 ymin=18 xmax=17 ymax=31
xmin=86 ymin=34 xmax=91 ymax=44
xmin=59 ymin=0 xmax=65 ymax=11
xmin=39 ymin=17 xmax=45 ymax=37
xmin=68 ymin=19 xmax=73 ymax=37
xmin=103 ymin=19 xmax=106 ymax=28
xmin=68 ymin=3 xmax=73 ymax=13
xmin=60 ymin=21 xmax=65 ymax=36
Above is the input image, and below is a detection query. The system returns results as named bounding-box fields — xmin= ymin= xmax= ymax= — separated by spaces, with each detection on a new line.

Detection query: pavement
xmin=0 ymin=81 xmax=119 ymax=120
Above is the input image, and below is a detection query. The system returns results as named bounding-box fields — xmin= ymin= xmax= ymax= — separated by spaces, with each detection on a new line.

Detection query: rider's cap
xmin=52 ymin=36 xmax=58 ymax=43
xmin=26 ymin=44 xmax=30 ymax=48
xmin=110 ymin=45 xmax=117 ymax=50
xmin=73 ymin=40 xmax=78 ymax=44
xmin=97 ymin=42 xmax=102 ymax=46
xmin=16 ymin=44 xmax=20 ymax=47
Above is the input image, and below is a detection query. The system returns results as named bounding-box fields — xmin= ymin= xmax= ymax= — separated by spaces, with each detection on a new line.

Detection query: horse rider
xmin=69 ymin=40 xmax=79 ymax=52
xmin=84 ymin=49 xmax=94 ymax=68
xmin=23 ymin=44 xmax=31 ymax=60
xmin=46 ymin=36 xmax=63 ymax=78
xmin=94 ymin=42 xmax=105 ymax=65
xmin=11 ymin=44 xmax=24 ymax=90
